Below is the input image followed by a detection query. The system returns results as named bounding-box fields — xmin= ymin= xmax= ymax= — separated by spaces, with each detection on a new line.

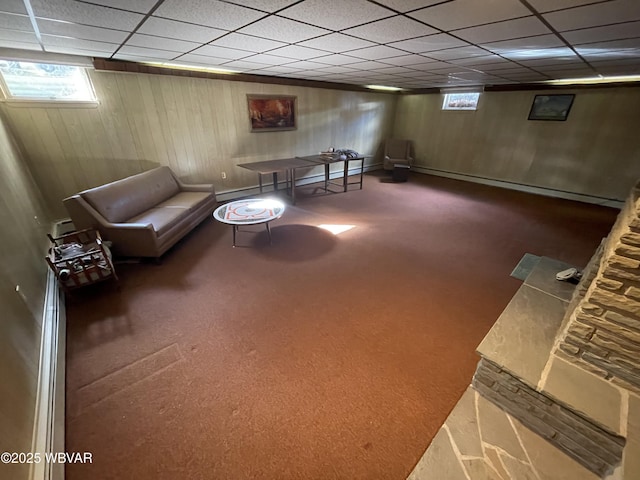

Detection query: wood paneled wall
xmin=394 ymin=87 xmax=640 ymax=200
xmin=0 ymin=110 xmax=50 ymax=480
xmin=1 ymin=70 xmax=397 ymax=218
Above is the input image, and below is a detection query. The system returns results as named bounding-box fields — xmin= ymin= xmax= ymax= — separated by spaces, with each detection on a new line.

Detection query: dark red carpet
xmin=65 ymin=172 xmax=617 ymax=480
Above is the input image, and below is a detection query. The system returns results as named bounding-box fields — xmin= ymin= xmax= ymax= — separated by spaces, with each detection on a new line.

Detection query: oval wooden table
xmin=213 ymin=198 xmax=285 ymax=247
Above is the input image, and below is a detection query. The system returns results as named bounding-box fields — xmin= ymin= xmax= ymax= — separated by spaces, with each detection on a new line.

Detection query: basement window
xmin=0 ymin=60 xmax=97 ymax=103
xmin=442 ymin=92 xmax=480 ymax=111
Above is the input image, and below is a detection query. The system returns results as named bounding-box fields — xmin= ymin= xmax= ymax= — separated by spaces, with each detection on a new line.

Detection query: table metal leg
xmin=291 ymin=168 xmax=296 ymax=204
xmin=266 ymin=222 xmax=272 ymax=244
xmin=359 ymin=158 xmax=364 ymax=189
xmin=232 ymin=225 xmax=237 ymax=247
xmin=343 ymin=160 xmax=349 ymax=192
xmin=324 ymin=164 xmax=329 ymax=192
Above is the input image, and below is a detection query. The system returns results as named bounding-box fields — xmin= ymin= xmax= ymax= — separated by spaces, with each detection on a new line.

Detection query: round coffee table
xmin=213 ymin=198 xmax=286 ymax=247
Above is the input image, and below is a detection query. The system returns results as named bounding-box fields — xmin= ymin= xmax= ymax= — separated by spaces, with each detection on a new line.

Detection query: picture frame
xmin=528 ymin=94 xmax=575 ymax=121
xmin=247 ymin=94 xmax=297 ymax=132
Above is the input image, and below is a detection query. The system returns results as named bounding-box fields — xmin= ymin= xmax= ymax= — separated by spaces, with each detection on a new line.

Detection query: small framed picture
xmin=247 ymin=95 xmax=297 ymax=132
xmin=528 ymin=94 xmax=575 ymax=121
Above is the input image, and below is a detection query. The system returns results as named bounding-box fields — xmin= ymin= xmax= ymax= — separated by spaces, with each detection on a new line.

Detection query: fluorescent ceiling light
xmin=545 ymin=74 xmax=640 ymax=85
xmin=365 ymin=85 xmax=403 ymax=91
xmin=142 ymin=61 xmax=238 ymax=75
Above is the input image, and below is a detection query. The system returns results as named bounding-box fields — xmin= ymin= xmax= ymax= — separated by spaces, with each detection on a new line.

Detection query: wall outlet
xmin=221 ymin=172 xmax=227 ymax=179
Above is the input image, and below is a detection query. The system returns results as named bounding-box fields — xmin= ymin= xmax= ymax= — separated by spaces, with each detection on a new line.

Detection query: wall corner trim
xmin=29 ymin=270 xmax=66 ymax=480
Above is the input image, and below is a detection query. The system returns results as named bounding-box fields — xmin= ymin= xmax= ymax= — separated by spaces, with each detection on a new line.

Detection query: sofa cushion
xmin=81 ymin=167 xmax=180 ymax=223
xmin=128 ymin=206 xmax=189 ymax=237
xmin=155 ymin=192 xmax=212 ymax=211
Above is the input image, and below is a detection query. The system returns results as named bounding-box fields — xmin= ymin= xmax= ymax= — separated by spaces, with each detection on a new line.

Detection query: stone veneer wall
xmin=556 ymin=183 xmax=640 ymax=393
xmin=473 ymin=358 xmax=625 ymax=477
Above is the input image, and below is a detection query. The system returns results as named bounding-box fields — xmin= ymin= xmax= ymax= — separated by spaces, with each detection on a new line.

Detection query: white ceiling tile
xmin=138 ymin=17 xmax=227 ymax=43
xmin=408 ymin=60 xmax=452 ymax=71
xmin=344 ymin=60 xmax=394 ymax=70
xmin=563 ymin=21 xmax=640 ymax=45
xmin=41 ymin=34 xmax=119 ymax=53
xmin=253 ymin=65 xmax=305 ymax=74
xmin=377 ymin=54 xmax=440 ymax=66
xmin=278 ymin=0 xmax=393 ymax=30
xmin=519 ymin=54 xmax=581 ymax=66
xmin=389 ymin=34 xmax=469 ymax=53
xmin=0 ymin=0 xmax=27 ymax=15
xmin=211 ymin=33 xmax=287 ymax=53
xmin=454 ymin=16 xmax=551 ymax=44
xmin=543 ymin=0 xmax=640 ymax=31
xmin=240 ymin=53 xmax=296 ymax=65
xmin=44 ymin=46 xmax=113 ymax=57
xmin=297 ymin=33 xmax=374 ymax=53
xmin=154 ymin=0 xmax=265 ymax=30
xmin=306 ymin=65 xmax=358 ymax=74
xmin=594 ymin=63 xmax=640 ymax=75
xmin=500 ymin=47 xmax=579 ymax=65
xmin=172 ymin=53 xmax=230 ymax=65
xmin=278 ymin=60 xmax=330 ymax=69
xmin=526 ymin=0 xmax=608 ymax=13
xmin=498 ymin=46 xmax=576 ymax=61
xmin=189 ymin=44 xmax=252 ymax=60
xmin=116 ymin=45 xmax=180 ymax=59
xmin=477 ymin=66 xmax=534 ymax=74
xmin=30 ymin=0 xmax=144 ymax=30
xmin=481 ymin=34 xmax=565 ymax=51
xmin=372 ymin=0 xmax=446 ymax=13
xmin=0 ymin=29 xmax=38 ymax=44
xmin=342 ymin=16 xmax=437 ymax=43
xmin=537 ymin=66 xmax=594 ymax=76
xmin=448 ymin=54 xmax=512 ymax=66
xmin=370 ymin=65 xmax=416 ymax=74
xmin=526 ymin=62 xmax=584 ymax=73
xmin=81 ymin=0 xmax=158 ymax=14
xmin=577 ymin=37 xmax=640 ymax=51
xmin=343 ymin=45 xmax=410 ymax=60
xmin=577 ymin=46 xmax=640 ymax=60
xmin=217 ymin=59 xmax=268 ymax=71
xmin=125 ymin=34 xmax=200 ymax=53
xmin=268 ymin=44 xmax=329 ymax=60
xmin=222 ymin=0 xmax=301 ymax=12
xmin=0 ymin=12 xmax=36 ymax=31
xmin=409 ymin=0 xmax=532 ymax=31
xmin=37 ymin=19 xmax=129 ymax=43
xmin=238 ymin=15 xmax=329 ymax=43
xmin=309 ymin=54 xmax=364 ymax=66
xmin=424 ymin=45 xmax=490 ymax=60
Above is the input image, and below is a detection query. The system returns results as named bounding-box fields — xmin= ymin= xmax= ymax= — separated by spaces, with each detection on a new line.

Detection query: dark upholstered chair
xmin=383 ymin=139 xmax=413 ymax=171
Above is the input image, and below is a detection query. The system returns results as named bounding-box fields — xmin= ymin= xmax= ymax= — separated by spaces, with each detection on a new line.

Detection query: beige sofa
xmin=63 ymin=166 xmax=217 ymax=258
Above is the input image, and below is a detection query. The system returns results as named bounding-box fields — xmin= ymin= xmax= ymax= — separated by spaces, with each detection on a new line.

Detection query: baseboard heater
xmin=30 ymin=241 xmax=66 ymax=480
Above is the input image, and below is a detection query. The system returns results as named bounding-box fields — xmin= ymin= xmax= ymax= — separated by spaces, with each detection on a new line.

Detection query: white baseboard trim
xmin=30 ymin=268 xmax=66 ymax=480
xmin=412 ymin=166 xmax=624 ymax=209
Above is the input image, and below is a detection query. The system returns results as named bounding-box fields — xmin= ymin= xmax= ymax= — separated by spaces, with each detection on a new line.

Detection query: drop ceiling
xmin=1 ymin=0 xmax=639 ymax=90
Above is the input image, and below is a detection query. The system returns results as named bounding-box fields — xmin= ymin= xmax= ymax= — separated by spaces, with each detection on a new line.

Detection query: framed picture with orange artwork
xmin=247 ymin=94 xmax=297 ymax=132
